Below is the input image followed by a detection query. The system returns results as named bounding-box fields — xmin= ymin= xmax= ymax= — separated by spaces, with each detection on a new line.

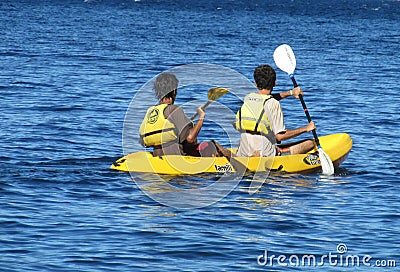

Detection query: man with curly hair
xmin=140 ymin=73 xmax=227 ymax=157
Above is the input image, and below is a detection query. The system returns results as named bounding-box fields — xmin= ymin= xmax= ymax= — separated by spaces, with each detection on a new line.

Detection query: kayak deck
xmin=111 ymin=133 xmax=352 ymax=175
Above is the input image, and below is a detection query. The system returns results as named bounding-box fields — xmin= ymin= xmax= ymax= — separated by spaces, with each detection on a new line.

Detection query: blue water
xmin=1 ymin=0 xmax=399 ymax=271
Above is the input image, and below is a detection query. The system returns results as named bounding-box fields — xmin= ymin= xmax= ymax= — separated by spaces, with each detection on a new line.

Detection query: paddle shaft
xmin=290 ymin=76 xmax=321 ymax=147
xmin=190 ymin=100 xmax=211 ymax=121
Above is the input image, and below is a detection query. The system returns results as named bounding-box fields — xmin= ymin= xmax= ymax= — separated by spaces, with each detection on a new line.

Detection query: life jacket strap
xmin=254 ymin=96 xmax=272 ymax=132
xmin=142 ymin=127 xmax=175 ymax=138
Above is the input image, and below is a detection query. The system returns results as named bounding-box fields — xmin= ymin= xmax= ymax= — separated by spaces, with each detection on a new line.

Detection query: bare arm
xmin=186 ymin=106 xmax=205 ymax=143
xmin=275 ymin=121 xmax=316 ymax=142
xmin=272 ymin=86 xmax=304 ymax=101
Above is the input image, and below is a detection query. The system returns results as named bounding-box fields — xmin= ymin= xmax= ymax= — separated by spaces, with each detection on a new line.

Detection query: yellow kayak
xmin=111 ymin=133 xmax=352 ymax=174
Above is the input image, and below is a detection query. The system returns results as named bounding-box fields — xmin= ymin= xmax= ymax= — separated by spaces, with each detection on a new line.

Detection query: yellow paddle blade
xmin=207 ymin=87 xmax=230 ymax=101
xmin=190 ymin=87 xmax=230 ymax=120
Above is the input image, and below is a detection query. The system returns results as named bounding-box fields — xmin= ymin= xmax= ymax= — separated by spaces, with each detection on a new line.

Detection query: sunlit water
xmin=1 ymin=0 xmax=399 ymax=271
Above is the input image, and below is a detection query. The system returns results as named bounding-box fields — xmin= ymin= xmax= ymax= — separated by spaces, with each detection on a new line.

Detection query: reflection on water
xmin=129 ymin=169 xmax=357 ymax=212
xmin=131 ymin=171 xmax=242 ymax=209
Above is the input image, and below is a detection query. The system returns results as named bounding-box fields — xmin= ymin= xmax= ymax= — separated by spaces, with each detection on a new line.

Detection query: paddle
xmin=190 ymin=87 xmax=230 ymax=120
xmin=273 ymin=44 xmax=335 ymax=175
xmin=188 ymin=87 xmax=249 ymax=175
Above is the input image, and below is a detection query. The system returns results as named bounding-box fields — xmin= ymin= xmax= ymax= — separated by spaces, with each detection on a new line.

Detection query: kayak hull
xmin=111 ymin=133 xmax=352 ymax=175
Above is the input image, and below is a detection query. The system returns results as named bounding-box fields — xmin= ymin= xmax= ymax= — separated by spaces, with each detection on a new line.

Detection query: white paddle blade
xmin=273 ymin=44 xmax=296 ymax=75
xmin=318 ymin=148 xmax=335 ymax=175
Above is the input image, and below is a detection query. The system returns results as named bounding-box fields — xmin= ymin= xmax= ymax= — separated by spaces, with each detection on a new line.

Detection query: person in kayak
xmin=234 ymin=64 xmax=316 ymax=157
xmin=139 ymin=73 xmax=230 ymax=157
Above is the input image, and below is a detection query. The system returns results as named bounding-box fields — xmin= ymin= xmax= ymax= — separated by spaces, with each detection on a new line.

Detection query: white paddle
xmin=273 ymin=44 xmax=335 ymax=175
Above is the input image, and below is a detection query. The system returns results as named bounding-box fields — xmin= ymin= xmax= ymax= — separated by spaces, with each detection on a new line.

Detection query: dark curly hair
xmin=253 ymin=65 xmax=276 ymax=90
xmin=154 ymin=73 xmax=178 ymax=100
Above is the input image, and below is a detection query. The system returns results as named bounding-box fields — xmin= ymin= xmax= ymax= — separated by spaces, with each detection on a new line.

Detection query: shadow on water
xmin=3 ymin=156 xmax=125 ymax=185
xmin=334 ymin=167 xmax=367 ymax=176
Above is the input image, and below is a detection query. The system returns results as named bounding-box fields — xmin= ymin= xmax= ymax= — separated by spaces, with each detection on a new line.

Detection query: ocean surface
xmin=1 ymin=0 xmax=399 ymax=271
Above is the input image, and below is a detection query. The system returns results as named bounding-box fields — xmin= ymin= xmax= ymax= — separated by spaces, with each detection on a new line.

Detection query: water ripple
xmin=1 ymin=1 xmax=399 ymax=271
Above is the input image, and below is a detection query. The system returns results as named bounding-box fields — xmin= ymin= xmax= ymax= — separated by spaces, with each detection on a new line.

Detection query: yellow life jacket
xmin=139 ymin=104 xmax=178 ymax=147
xmin=234 ymin=93 xmax=273 ymax=136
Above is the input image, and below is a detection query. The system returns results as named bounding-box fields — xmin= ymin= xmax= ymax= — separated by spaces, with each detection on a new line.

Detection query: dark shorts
xmin=183 ymin=141 xmax=217 ymax=157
